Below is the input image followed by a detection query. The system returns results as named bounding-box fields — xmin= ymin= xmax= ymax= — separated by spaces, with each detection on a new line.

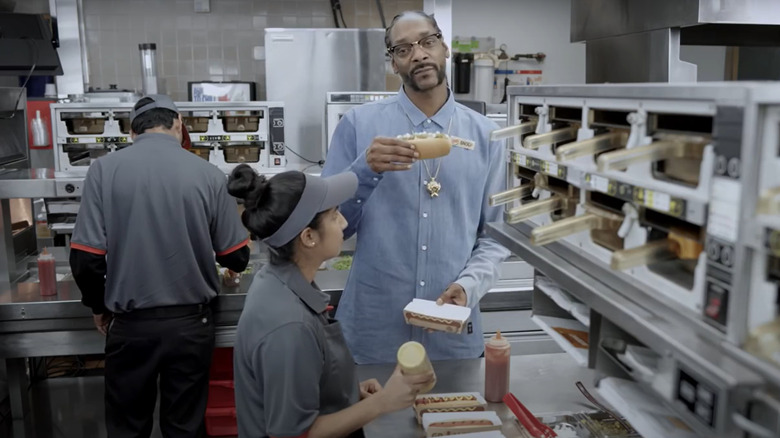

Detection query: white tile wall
xmin=82 ymin=0 xmax=421 ymax=100
xmin=10 ymin=0 xmax=49 ymax=14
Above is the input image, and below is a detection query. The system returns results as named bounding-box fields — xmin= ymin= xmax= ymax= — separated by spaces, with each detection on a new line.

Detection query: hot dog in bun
xmin=397 ymin=132 xmax=452 ymax=159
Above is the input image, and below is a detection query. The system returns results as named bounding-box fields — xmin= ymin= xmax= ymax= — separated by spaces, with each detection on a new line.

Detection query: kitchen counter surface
xmin=356 ymin=353 xmax=598 ymax=437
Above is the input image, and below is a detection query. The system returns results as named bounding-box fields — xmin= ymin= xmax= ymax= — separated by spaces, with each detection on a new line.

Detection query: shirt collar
xmin=397 ymin=85 xmax=456 ymax=131
xmin=133 ymin=132 xmax=181 ymax=148
xmin=267 ymin=263 xmax=329 ymax=314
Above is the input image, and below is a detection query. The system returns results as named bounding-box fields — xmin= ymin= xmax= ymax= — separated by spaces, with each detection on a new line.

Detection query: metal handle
xmin=732 ymin=412 xmax=776 ymax=438
xmin=523 ymin=126 xmax=579 ymax=150
xmin=506 ymin=197 xmax=563 ymax=224
xmin=555 ymin=131 xmax=627 ymax=161
xmin=753 ymin=389 xmax=780 ymax=434
xmin=490 ymin=184 xmax=533 ymax=206
xmin=490 ymin=121 xmax=536 ymax=141
xmin=731 ymin=389 xmax=780 ymax=437
xmin=530 ymin=213 xmax=599 ymax=246
xmin=610 ymin=240 xmax=677 ymax=270
xmin=597 ymin=140 xmax=705 ymax=172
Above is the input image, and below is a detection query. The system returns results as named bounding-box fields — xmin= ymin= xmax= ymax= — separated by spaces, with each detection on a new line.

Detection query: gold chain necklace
xmin=407 ymin=114 xmax=453 ymax=198
xmin=421 ymin=158 xmax=442 ymax=197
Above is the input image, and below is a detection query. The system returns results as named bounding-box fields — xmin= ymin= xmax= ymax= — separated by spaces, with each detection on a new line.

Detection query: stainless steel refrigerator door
xmin=265 ymin=29 xmax=387 ymax=165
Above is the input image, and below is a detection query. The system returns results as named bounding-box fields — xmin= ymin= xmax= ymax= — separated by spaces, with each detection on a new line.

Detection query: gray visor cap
xmin=130 ymin=94 xmax=180 ymax=123
xmin=263 ymin=171 xmax=358 ymax=248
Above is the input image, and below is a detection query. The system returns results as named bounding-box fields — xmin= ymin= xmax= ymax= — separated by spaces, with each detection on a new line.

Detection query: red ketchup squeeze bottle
xmin=38 ymin=247 xmax=57 ymax=296
xmin=484 ymin=330 xmax=510 ymax=402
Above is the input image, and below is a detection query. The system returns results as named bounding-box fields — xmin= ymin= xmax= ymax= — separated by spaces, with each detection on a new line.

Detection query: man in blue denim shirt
xmin=322 ymin=10 xmax=510 ymax=364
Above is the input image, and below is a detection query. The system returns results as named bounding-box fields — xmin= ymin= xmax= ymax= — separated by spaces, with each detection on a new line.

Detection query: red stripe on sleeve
xmin=216 ymin=238 xmax=249 ymax=256
xmin=71 ymin=243 xmax=107 ymax=256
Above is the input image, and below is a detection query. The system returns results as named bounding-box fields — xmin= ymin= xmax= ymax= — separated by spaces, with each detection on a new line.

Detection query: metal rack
xmin=177 ymin=101 xmax=287 ymax=172
xmin=487 ymin=82 xmax=780 ymax=438
xmin=50 ymin=102 xmax=134 ymax=173
xmin=51 ymin=101 xmax=288 ymax=175
xmin=46 ymin=101 xmax=288 ymax=235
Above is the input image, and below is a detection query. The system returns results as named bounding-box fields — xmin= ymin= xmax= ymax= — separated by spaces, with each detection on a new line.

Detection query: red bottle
xmin=484 ymin=330 xmax=511 ymax=402
xmin=38 ymin=248 xmax=57 ymax=296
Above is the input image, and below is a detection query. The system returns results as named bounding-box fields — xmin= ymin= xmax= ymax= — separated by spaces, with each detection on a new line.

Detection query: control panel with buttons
xmin=676 ymin=369 xmax=718 ymax=427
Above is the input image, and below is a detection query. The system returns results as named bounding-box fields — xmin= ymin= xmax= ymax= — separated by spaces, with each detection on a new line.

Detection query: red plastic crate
xmin=205 ymin=407 xmax=237 ymax=437
xmin=210 ymin=347 xmax=234 ymax=380
xmin=208 ymin=380 xmax=235 ymax=408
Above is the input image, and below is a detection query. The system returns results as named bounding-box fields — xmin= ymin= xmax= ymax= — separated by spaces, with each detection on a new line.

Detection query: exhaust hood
xmin=0 ymin=12 xmax=63 ymax=76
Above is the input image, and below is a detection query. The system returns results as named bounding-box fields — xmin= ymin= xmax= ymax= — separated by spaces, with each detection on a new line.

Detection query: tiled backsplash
xmin=83 ymin=0 xmax=422 ymax=100
xmin=10 ymin=0 xmax=49 ymax=14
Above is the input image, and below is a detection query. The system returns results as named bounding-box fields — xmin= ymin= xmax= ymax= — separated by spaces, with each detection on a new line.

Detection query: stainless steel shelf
xmin=505 ymin=82 xmax=758 ymax=102
xmin=486 ymin=221 xmax=763 ymax=389
xmin=0 ymin=166 xmax=347 ymax=200
xmin=49 ymin=223 xmax=75 ymax=233
xmin=0 ymin=264 xmax=533 ymax=323
xmin=0 ymin=169 xmax=84 ymax=199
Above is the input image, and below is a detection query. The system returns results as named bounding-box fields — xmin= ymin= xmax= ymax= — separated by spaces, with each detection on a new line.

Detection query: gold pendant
xmin=426 ymin=178 xmax=441 ymax=197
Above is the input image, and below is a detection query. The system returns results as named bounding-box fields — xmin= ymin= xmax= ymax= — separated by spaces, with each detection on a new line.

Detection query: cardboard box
xmin=403 ymin=299 xmax=471 ymax=334
xmin=422 ymin=411 xmax=502 ymax=437
xmin=414 ymin=392 xmax=488 ymax=424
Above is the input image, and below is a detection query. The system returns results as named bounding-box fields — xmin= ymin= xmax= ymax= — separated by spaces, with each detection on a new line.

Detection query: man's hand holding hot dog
xmin=365 ymin=137 xmax=418 ymax=173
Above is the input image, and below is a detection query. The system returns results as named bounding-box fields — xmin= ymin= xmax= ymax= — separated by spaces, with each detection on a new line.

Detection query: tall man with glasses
xmin=322 ymin=10 xmax=509 ymax=364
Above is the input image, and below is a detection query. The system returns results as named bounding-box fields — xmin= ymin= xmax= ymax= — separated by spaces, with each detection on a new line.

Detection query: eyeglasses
xmin=387 ymin=33 xmax=442 ymax=58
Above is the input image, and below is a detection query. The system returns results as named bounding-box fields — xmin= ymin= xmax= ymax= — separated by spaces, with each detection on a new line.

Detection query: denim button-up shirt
xmin=322 ymin=87 xmax=510 ymax=364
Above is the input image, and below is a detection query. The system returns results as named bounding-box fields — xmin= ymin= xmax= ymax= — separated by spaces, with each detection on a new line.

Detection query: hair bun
xmin=228 ymin=164 xmax=268 ymax=207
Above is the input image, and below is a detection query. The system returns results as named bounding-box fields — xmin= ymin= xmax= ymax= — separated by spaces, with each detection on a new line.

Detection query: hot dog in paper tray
xmin=403 ymin=298 xmax=472 ymax=334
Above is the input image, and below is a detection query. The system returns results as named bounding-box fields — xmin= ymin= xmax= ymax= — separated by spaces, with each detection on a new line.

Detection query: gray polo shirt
xmin=234 ymin=263 xmax=360 ymax=437
xmin=71 ymin=132 xmax=248 ymax=313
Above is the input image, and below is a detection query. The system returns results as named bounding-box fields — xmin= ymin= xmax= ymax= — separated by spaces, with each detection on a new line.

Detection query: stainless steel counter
xmin=1 ymin=353 xmax=595 ymax=438
xmin=357 ymin=353 xmax=598 ymax=437
xmin=0 ymin=269 xmax=349 ymax=357
xmin=0 ymin=265 xmax=544 ymax=437
xmin=0 ymin=256 xmax=535 ymax=352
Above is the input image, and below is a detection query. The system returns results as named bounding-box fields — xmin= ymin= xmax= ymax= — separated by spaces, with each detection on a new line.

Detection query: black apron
xmin=319 ymin=315 xmax=365 ymax=438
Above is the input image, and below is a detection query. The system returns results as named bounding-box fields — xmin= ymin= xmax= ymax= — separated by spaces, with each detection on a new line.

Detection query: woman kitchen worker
xmin=229 ymin=164 xmax=434 ymax=438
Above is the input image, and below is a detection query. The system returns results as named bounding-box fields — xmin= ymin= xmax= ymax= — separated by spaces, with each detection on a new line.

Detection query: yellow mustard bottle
xmin=397 ymin=341 xmax=437 ymax=394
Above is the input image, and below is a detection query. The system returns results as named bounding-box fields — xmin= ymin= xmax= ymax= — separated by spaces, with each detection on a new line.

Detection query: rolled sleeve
xmin=257 ymin=322 xmax=324 ymax=437
xmin=211 ymin=176 xmax=249 ymax=255
xmin=71 ymin=162 xmax=107 ymax=254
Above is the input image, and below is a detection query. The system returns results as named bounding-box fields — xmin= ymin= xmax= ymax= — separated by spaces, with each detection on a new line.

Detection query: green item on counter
xmin=332 ymin=255 xmax=353 ymax=271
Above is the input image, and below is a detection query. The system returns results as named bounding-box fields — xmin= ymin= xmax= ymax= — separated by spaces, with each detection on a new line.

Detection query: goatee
xmin=402 ymin=64 xmax=447 ymax=92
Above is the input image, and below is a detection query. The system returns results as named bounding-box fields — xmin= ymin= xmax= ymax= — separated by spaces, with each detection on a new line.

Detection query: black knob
xmin=65 ymin=184 xmax=75 ymax=193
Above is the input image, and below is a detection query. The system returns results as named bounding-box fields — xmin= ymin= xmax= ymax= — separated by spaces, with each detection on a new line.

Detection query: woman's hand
xmin=359 ymin=379 xmax=382 ymax=399
xmin=374 ymin=365 xmax=436 ymax=414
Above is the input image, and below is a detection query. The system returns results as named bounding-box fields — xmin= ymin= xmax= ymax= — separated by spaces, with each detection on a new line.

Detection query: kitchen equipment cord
xmin=375 ymin=0 xmax=387 ymax=28
xmin=285 ymin=144 xmax=325 ymax=165
xmin=0 ymin=38 xmax=37 ymax=119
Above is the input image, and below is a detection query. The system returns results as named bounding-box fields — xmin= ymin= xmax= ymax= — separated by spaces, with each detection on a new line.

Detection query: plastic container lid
xmin=38 ymin=247 xmax=54 ymax=261
xmin=487 ymin=330 xmax=510 ymax=348
xmin=397 ymin=341 xmax=427 ymax=369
